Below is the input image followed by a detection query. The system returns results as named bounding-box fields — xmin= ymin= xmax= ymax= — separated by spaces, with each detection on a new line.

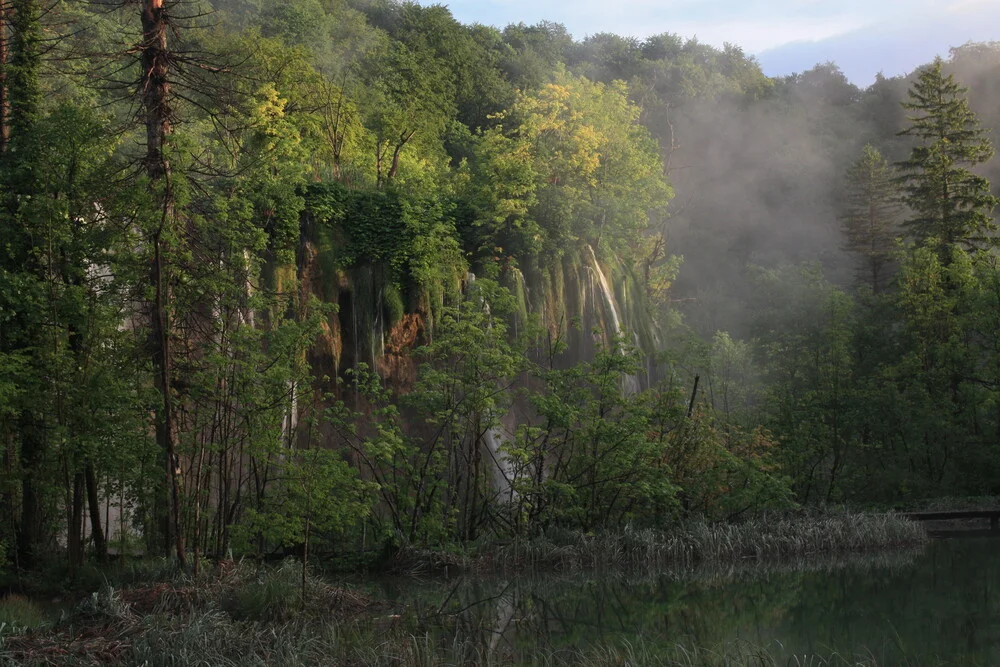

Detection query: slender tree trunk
xmin=85 ymin=463 xmax=106 ymax=561
xmin=386 ymin=131 xmax=414 ymax=184
xmin=141 ymin=0 xmax=185 ymax=567
xmin=375 ymin=142 xmax=384 ymax=189
xmin=2 ymin=429 xmax=14 ymax=561
xmin=301 ymin=512 xmax=310 ymax=608
xmin=192 ymin=432 xmax=207 ymax=576
xmin=0 ymin=1 xmax=9 ymax=153
xmin=9 ymin=0 xmax=42 ymax=572
xmin=69 ymin=471 xmax=85 ymax=569
xmin=17 ymin=412 xmax=43 ymax=567
xmin=141 ymin=0 xmax=170 ymax=181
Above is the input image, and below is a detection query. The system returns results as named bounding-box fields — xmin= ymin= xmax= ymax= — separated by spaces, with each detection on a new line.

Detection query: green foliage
xmin=327 ymin=278 xmax=529 ymax=545
xmin=897 ymin=57 xmax=999 ymax=252
xmin=307 ymin=182 xmax=463 ymax=284
xmin=506 ymin=338 xmax=680 ymax=533
xmin=0 ymin=595 xmax=49 ymax=633
xmin=226 ymin=560 xmax=307 ymax=621
xmin=751 ymin=265 xmax=859 ymax=503
xmin=469 ymin=71 xmax=670 ymax=258
xmin=0 ymin=0 xmax=997 ymax=576
xmin=840 ymin=144 xmax=903 ymax=292
xmin=238 ymin=448 xmax=373 ymax=555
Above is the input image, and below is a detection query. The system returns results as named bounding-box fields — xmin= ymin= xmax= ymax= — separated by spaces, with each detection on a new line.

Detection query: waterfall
xmin=583 ymin=244 xmax=624 ymax=337
xmin=484 ymin=422 xmax=515 ymax=503
xmin=373 ymin=286 xmax=385 ymax=368
xmin=465 ymin=270 xmax=516 ymax=501
xmin=510 ymin=267 xmax=529 ymax=337
xmin=583 ymin=245 xmax=641 ymax=394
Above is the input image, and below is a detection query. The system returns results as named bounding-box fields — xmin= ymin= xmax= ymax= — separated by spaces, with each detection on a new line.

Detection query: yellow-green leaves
xmin=470 ymin=71 xmax=671 ymax=258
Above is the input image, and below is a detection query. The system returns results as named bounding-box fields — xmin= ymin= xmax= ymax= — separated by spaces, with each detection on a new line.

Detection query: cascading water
xmin=484 ymin=422 xmax=515 ymax=503
xmin=582 ymin=245 xmax=642 ymax=394
xmin=373 ymin=286 xmax=385 ymax=368
xmin=466 ymin=270 xmax=517 ymax=502
xmin=583 ymin=245 xmax=622 ymax=335
xmin=509 ymin=267 xmax=529 ymax=337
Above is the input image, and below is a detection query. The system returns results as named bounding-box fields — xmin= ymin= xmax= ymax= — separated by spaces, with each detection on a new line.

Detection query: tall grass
xmin=0 ymin=550 xmax=945 ymax=667
xmin=543 ymin=638 xmax=930 ymax=666
xmin=0 ymin=512 xmax=931 ymax=665
xmin=0 ymin=595 xmax=50 ymax=633
xmin=394 ymin=511 xmax=927 ymax=574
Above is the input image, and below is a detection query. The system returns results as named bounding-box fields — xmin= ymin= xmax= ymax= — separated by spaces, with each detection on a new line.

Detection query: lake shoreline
xmin=387 ymin=510 xmax=928 ymax=576
xmin=0 ymin=510 xmax=932 ymax=664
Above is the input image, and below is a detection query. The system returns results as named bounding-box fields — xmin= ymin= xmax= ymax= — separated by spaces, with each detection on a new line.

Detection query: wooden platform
xmin=903 ymin=510 xmax=1000 ymax=531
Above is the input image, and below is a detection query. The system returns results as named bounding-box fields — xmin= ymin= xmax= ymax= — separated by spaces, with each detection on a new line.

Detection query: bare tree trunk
xmin=301 ymin=513 xmax=310 ymax=608
xmin=0 ymin=1 xmax=9 ymax=153
xmin=141 ymin=0 xmax=185 ymax=567
xmin=386 ymin=130 xmax=415 ymax=184
xmin=2 ymin=429 xmax=14 ymax=564
xmin=141 ymin=0 xmax=170 ymax=181
xmin=192 ymin=432 xmax=207 ymax=576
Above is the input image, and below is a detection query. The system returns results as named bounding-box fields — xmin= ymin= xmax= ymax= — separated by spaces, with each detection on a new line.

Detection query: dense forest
xmin=0 ymin=0 xmax=998 ymax=571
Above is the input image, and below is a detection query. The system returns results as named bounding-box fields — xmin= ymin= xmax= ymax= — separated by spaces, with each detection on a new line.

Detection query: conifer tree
xmin=896 ymin=57 xmax=998 ymax=255
xmin=840 ymin=144 xmax=902 ymax=293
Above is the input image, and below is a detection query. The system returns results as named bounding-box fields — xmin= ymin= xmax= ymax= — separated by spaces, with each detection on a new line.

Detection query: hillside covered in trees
xmin=1 ymin=0 xmax=999 ymax=570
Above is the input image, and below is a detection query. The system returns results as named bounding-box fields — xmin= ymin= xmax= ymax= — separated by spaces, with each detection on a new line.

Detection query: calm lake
xmin=365 ymin=537 xmax=1000 ymax=664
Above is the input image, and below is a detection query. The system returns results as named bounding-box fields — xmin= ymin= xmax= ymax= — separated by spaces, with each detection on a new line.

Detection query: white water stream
xmin=466 ymin=271 xmax=517 ymax=502
xmin=583 ymin=245 xmax=641 ymax=395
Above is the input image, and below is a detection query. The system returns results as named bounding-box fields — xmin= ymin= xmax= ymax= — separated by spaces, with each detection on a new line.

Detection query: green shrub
xmin=226 ymin=560 xmax=302 ymax=621
xmin=0 ymin=595 xmax=49 ymax=633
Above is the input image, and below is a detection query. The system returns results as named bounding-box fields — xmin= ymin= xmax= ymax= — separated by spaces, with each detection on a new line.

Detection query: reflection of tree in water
xmin=376 ymin=546 xmax=937 ymax=661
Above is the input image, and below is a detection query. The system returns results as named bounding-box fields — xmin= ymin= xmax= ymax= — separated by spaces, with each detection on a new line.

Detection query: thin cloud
xmin=432 ymin=0 xmax=921 ymax=50
xmin=429 ymin=0 xmax=993 ymax=82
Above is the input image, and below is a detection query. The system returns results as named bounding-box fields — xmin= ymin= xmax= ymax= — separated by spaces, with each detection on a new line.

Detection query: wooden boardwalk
xmin=903 ymin=510 xmax=1000 ymax=531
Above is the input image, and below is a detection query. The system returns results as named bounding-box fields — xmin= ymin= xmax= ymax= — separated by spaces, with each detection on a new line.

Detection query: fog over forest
xmin=667 ymin=46 xmax=1000 ymax=336
xmin=1 ymin=0 xmax=1000 ymax=577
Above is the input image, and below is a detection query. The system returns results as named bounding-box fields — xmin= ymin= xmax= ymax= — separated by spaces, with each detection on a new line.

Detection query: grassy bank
xmin=393 ymin=510 xmax=928 ymax=574
xmin=0 ymin=511 xmax=929 ymax=665
xmin=0 ymin=560 xmax=380 ymax=666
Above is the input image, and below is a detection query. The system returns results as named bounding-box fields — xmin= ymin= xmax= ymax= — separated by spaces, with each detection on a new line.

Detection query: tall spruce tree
xmin=840 ymin=144 xmax=902 ymax=293
xmin=896 ymin=57 xmax=998 ymax=255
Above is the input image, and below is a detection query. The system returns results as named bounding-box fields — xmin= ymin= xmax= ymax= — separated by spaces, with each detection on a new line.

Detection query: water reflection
xmin=368 ymin=539 xmax=1000 ymax=664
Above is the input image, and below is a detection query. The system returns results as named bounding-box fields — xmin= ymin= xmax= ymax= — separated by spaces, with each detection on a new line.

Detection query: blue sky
xmin=421 ymin=0 xmax=1000 ymax=85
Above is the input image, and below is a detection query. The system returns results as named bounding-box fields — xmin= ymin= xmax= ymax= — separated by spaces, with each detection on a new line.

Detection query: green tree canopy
xmin=840 ymin=144 xmax=903 ymax=293
xmin=896 ymin=57 xmax=998 ymax=254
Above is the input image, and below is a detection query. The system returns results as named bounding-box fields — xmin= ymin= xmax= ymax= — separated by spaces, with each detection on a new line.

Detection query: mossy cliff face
xmin=297 ymin=182 xmax=661 ymax=396
xmin=506 ymin=245 xmax=659 ymax=380
xmin=298 ymin=183 xmax=466 ymax=394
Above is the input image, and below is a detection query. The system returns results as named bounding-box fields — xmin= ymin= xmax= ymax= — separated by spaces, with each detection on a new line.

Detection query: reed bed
xmin=0 ymin=613 xmax=940 ymax=667
xmin=392 ymin=511 xmax=928 ymax=574
xmin=543 ymin=638 xmax=947 ymax=666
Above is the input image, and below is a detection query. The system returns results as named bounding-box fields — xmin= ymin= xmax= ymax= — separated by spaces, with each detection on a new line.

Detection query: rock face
xmin=298 ymin=234 xmax=661 ymax=511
